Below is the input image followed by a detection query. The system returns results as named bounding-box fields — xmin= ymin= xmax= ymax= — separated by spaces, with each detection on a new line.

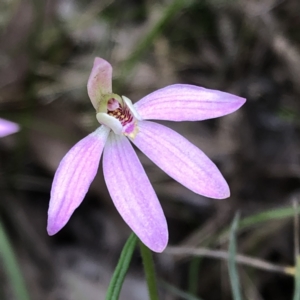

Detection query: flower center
xmin=96 ymin=94 xmax=141 ymax=139
xmin=107 ymin=98 xmax=134 ymax=126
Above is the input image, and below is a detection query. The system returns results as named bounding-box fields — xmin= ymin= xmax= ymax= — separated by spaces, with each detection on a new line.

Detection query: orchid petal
xmin=47 ymin=126 xmax=110 ymax=235
xmin=103 ymin=133 xmax=168 ymax=252
xmin=87 ymin=57 xmax=112 ymax=110
xmin=0 ymin=118 xmax=19 ymax=137
xmin=134 ymin=84 xmax=246 ymax=121
xmin=96 ymin=112 xmax=123 ymax=135
xmin=132 ymin=121 xmax=230 ymax=199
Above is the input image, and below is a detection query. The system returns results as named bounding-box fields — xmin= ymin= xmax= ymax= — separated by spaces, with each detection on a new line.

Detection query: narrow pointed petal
xmin=134 ymin=84 xmax=246 ymax=121
xmin=132 ymin=121 xmax=230 ymax=199
xmin=47 ymin=126 xmax=110 ymax=235
xmin=87 ymin=57 xmax=112 ymax=110
xmin=0 ymin=118 xmax=19 ymax=137
xmin=103 ymin=133 xmax=168 ymax=252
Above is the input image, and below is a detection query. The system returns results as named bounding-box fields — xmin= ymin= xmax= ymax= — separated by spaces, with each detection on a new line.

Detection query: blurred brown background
xmin=0 ymin=0 xmax=300 ymax=299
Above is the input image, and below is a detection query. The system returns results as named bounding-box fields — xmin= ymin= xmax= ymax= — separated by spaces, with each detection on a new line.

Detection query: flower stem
xmin=105 ymin=233 xmax=137 ymax=300
xmin=139 ymin=242 xmax=160 ymax=300
xmin=0 ymin=218 xmax=31 ymax=300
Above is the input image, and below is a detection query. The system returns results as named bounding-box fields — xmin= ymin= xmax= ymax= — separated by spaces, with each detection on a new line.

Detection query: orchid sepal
xmin=47 ymin=126 xmax=110 ymax=235
xmin=134 ymin=84 xmax=246 ymax=122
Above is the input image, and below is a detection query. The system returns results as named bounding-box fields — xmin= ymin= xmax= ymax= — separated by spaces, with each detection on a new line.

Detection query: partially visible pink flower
xmin=0 ymin=118 xmax=19 ymax=138
xmin=47 ymin=57 xmax=246 ymax=252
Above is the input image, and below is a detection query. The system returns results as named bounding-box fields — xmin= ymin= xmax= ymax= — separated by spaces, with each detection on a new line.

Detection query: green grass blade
xmin=140 ymin=242 xmax=158 ymax=300
xmin=188 ymin=257 xmax=202 ymax=296
xmin=139 ymin=242 xmax=160 ymax=300
xmin=105 ymin=233 xmax=138 ymax=300
xmin=293 ymin=256 xmax=300 ymax=300
xmin=216 ymin=206 xmax=300 ymax=244
xmin=0 ymin=218 xmax=31 ymax=300
xmin=239 ymin=206 xmax=300 ymax=229
xmin=228 ymin=213 xmax=242 ymax=300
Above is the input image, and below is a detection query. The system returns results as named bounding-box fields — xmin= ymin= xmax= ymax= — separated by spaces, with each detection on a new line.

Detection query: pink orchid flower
xmin=47 ymin=57 xmax=246 ymax=252
xmin=0 ymin=118 xmax=19 ymax=138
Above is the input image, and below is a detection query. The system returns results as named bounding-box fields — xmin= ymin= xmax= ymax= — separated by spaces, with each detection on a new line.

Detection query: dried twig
xmin=166 ymin=246 xmax=295 ymax=276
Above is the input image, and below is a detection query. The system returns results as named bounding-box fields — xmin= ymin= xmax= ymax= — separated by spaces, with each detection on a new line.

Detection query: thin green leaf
xmin=228 ymin=213 xmax=242 ymax=300
xmin=139 ymin=242 xmax=159 ymax=300
xmin=0 ymin=218 xmax=31 ymax=300
xmin=188 ymin=257 xmax=202 ymax=296
xmin=239 ymin=206 xmax=300 ymax=228
xmin=105 ymin=233 xmax=138 ymax=300
xmin=217 ymin=206 xmax=300 ymax=244
xmin=293 ymin=256 xmax=300 ymax=300
xmin=293 ymin=200 xmax=300 ymax=300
